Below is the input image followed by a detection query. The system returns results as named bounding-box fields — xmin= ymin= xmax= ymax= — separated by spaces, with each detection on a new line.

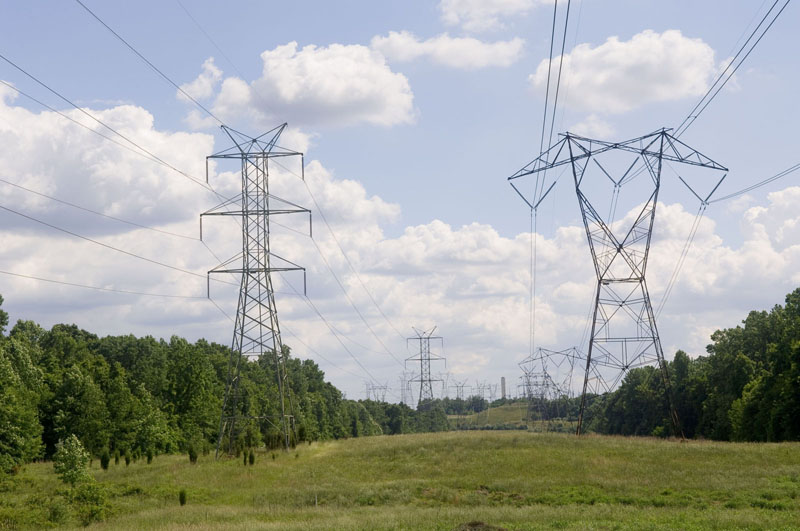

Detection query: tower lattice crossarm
xmin=202 ymin=124 xmax=311 ymax=457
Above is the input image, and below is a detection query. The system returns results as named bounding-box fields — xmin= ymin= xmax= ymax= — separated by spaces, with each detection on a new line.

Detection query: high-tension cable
xmin=73 ymin=0 xmax=224 ymax=126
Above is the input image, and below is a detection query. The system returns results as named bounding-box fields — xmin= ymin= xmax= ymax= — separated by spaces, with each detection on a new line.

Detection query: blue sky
xmin=0 ymin=0 xmax=798 ymax=400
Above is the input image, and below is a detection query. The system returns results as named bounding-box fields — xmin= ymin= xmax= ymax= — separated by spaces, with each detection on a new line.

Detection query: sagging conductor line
xmin=202 ymin=123 xmax=312 ymax=457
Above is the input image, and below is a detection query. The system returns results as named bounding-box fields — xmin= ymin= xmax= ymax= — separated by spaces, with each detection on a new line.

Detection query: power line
xmin=545 ymin=0 xmax=572 ymax=158
xmin=675 ymin=0 xmax=791 ymax=137
xmin=279 ymin=273 xmax=380 ymax=384
xmin=307 ymin=236 xmax=404 ymax=367
xmin=0 ymin=78 xmax=198 ymax=182
xmin=281 ymin=324 xmax=368 ymax=381
xmin=73 ymin=0 xmax=224 ymax=126
xmin=0 ymin=269 xmax=206 ymax=299
xmin=168 ymin=4 xmax=407 ymax=363
xmin=0 ymin=177 xmax=198 ymax=241
xmin=0 ymin=52 xmax=212 ymax=192
xmin=271 ymin=158 xmax=406 ymax=342
xmin=269 ymin=158 xmax=407 ymax=355
xmin=709 ymin=161 xmax=800 ymax=204
xmin=174 ymin=0 xmax=277 ymax=118
xmin=655 ymin=205 xmax=706 ymax=319
xmin=0 ymin=200 xmax=238 ymax=286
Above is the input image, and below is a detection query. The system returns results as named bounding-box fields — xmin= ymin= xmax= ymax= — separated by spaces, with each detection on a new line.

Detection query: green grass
xmin=450 ymin=403 xmax=575 ymax=433
xmin=450 ymin=403 xmax=529 ymax=429
xmin=2 ymin=431 xmax=800 ymax=529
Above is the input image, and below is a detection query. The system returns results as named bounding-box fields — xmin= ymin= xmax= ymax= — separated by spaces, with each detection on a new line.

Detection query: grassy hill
xmin=2 ymin=431 xmax=800 ymax=529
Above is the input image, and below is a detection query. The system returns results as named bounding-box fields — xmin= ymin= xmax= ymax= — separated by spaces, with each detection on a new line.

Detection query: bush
xmin=124 ymin=453 xmax=131 ymax=467
xmin=71 ymin=481 xmax=108 ymax=525
xmin=46 ymin=497 xmax=69 ymax=525
xmin=179 ymin=488 xmax=187 ymax=506
xmin=146 ymin=449 xmax=153 ymax=464
xmin=248 ymin=449 xmax=255 ymax=466
xmin=100 ymin=448 xmax=110 ymax=471
xmin=188 ymin=444 xmax=198 ymax=464
xmin=243 ymin=451 xmax=248 ymax=466
xmin=114 ymin=450 xmax=119 ymax=466
xmin=53 ymin=435 xmax=90 ymax=485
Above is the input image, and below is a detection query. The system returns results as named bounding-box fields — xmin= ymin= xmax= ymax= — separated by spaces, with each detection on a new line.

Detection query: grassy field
xmin=2 ymin=431 xmax=800 ymax=530
xmin=449 ymin=403 xmax=529 ymax=429
xmin=450 ymin=403 xmax=575 ymax=433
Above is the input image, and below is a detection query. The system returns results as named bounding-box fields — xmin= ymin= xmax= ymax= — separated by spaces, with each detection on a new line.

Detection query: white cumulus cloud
xmin=531 ymin=30 xmax=717 ymax=114
xmin=569 ymin=114 xmax=615 ymax=138
xmin=177 ymin=57 xmax=222 ymax=101
xmin=439 ymin=0 xmax=546 ymax=33
xmin=371 ymin=31 xmax=524 ymax=69
xmin=183 ymin=43 xmax=416 ymax=129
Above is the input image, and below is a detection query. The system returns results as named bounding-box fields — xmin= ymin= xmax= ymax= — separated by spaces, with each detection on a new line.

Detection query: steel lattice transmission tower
xmin=509 ymin=129 xmax=727 ymax=436
xmin=203 ymin=124 xmax=311 ymax=456
xmin=406 ymin=327 xmax=445 ymax=406
xmin=519 ymin=347 xmax=581 ymax=429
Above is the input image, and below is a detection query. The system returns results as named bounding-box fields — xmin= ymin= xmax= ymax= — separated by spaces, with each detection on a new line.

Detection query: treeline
xmin=585 ymin=287 xmax=800 ymax=441
xmin=0 ymin=295 xmax=447 ymax=475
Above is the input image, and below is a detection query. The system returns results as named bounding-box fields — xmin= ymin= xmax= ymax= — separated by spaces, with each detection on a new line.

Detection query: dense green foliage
xmin=587 ymin=287 xmax=800 ymax=441
xmin=2 ymin=285 xmax=799 ymax=477
xmin=0 ymin=296 xmax=452 ymax=475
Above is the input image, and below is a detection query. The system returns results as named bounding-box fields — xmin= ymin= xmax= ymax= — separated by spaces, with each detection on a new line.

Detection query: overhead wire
xmin=675 ymin=0 xmax=792 ymax=137
xmin=0 ymin=53 xmax=213 ymax=192
xmin=648 ymin=0 xmax=792 ymax=317
xmin=0 ymin=201 xmax=239 ymax=286
xmin=527 ymin=0 xmax=571 ymax=359
xmin=0 ymin=5 xmax=403 ymax=393
xmin=0 ymin=176 xmax=197 ymax=241
xmin=279 ymin=272 xmax=380 ymax=384
xmin=294 ymin=169 xmax=407 ymax=342
xmin=73 ymin=0 xmax=224 ymax=126
xmin=0 ymin=269 xmax=206 ymax=299
xmin=709 ymin=161 xmax=800 ymax=204
xmin=77 ymin=0 xmax=407 ymax=370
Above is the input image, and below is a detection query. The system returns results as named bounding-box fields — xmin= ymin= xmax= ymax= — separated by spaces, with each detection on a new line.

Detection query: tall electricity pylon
xmin=509 ymin=129 xmax=727 ymax=437
xmin=406 ymin=327 xmax=445 ymax=406
xmin=203 ymin=124 xmax=311 ymax=456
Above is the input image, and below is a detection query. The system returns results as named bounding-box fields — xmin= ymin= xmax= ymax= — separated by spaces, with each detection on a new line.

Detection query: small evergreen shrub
xmin=100 ymin=449 xmax=110 ymax=471
xmin=188 ymin=445 xmax=198 ymax=464
xmin=179 ymin=489 xmax=187 ymax=506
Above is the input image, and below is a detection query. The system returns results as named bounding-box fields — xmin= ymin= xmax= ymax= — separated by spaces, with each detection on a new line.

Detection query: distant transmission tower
xmin=450 ymin=379 xmax=470 ymax=400
xmin=509 ymin=129 xmax=727 ymax=436
xmin=406 ymin=327 xmax=445 ymax=406
xmin=204 ymin=124 xmax=311 ymax=456
xmin=365 ymin=382 xmax=388 ymax=402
